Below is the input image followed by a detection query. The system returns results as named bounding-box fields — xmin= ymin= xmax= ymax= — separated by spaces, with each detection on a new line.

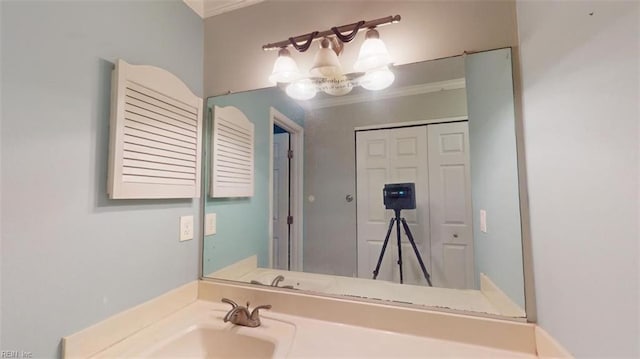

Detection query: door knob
xmin=345 ymin=194 xmax=354 ymax=202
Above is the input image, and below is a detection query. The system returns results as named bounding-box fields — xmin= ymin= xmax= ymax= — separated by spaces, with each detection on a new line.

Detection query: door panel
xmin=356 ymin=126 xmax=430 ymax=286
xmin=273 ymin=132 xmax=290 ymax=270
xmin=427 ymin=122 xmax=474 ymax=289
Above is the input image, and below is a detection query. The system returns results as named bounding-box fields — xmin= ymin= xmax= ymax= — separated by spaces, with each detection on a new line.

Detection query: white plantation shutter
xmin=107 ymin=59 xmax=203 ymax=199
xmin=211 ymin=106 xmax=255 ymax=198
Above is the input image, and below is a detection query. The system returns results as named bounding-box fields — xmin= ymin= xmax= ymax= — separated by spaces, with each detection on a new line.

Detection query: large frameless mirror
xmin=202 ymin=48 xmax=527 ymax=319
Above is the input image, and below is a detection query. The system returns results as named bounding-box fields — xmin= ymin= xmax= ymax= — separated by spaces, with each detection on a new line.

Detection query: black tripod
xmin=372 ymin=208 xmax=432 ymax=286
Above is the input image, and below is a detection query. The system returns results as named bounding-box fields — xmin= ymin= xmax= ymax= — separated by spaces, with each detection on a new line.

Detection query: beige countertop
xmin=62 ymin=280 xmax=571 ymax=358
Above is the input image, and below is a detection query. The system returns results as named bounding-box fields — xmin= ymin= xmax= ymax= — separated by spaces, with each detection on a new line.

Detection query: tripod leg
xmin=372 ymin=217 xmax=395 ymax=279
xmin=400 ymin=218 xmax=433 ymax=287
xmin=396 ymin=216 xmax=403 ymax=284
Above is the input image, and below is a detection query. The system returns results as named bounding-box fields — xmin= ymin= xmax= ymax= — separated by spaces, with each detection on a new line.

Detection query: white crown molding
xmin=306 ymin=78 xmax=466 ymax=110
xmin=183 ymin=0 xmax=264 ymax=18
xmin=204 ymin=0 xmax=265 ymax=18
xmin=183 ymin=0 xmax=205 ymax=18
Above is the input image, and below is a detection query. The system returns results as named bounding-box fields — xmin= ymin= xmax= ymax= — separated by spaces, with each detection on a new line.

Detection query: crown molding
xmin=183 ymin=0 xmax=205 ymax=18
xmin=204 ymin=0 xmax=265 ymax=18
xmin=305 ymin=78 xmax=466 ymax=110
xmin=183 ymin=0 xmax=265 ymax=18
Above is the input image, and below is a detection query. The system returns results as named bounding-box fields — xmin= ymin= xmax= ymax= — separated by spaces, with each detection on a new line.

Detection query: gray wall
xmin=466 ymin=49 xmax=525 ymax=308
xmin=517 ymin=1 xmax=639 ymax=357
xmin=304 ymin=88 xmax=468 ymax=276
xmin=0 ymin=1 xmax=203 ymax=357
xmin=204 ymin=1 xmax=517 ymax=96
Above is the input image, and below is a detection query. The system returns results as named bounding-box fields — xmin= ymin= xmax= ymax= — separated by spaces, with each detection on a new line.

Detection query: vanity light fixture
xmin=263 ymin=15 xmax=401 ymax=100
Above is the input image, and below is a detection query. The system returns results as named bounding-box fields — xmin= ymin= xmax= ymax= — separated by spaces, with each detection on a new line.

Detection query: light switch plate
xmin=180 ymin=215 xmax=194 ymax=241
xmin=205 ymin=213 xmax=217 ymax=236
xmin=480 ymin=209 xmax=487 ymax=233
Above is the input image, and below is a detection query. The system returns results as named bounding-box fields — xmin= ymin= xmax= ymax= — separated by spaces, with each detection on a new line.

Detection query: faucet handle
xmin=221 ymin=298 xmax=238 ymax=309
xmin=250 ymin=304 xmax=272 ymax=320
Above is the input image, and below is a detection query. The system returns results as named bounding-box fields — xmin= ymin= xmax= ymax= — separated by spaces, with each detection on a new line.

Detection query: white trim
xmin=480 ymin=273 xmax=526 ymax=318
xmin=204 ymin=0 xmax=265 ymax=18
xmin=182 ymin=0 xmax=205 ymax=18
xmin=354 ymin=116 xmax=468 ymax=131
xmin=269 ymin=107 xmax=304 ymax=272
xmin=307 ymin=78 xmax=466 ymax=110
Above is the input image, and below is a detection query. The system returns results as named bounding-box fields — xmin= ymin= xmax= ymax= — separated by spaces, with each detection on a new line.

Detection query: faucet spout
xmin=221 ymin=298 xmax=271 ymax=328
xmin=270 ymin=275 xmax=285 ymax=287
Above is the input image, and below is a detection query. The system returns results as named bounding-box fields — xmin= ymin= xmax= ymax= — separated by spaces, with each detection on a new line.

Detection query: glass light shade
xmin=286 ymin=78 xmax=317 ymax=100
xmin=322 ymin=76 xmax=353 ymax=96
xmin=310 ymin=40 xmax=342 ymax=78
xmin=361 ymin=66 xmax=395 ymax=91
xmin=269 ymin=49 xmax=301 ymax=84
xmin=354 ymin=33 xmax=392 ymax=72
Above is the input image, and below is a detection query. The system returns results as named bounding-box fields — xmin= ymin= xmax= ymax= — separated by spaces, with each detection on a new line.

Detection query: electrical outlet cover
xmin=205 ymin=213 xmax=217 ymax=236
xmin=180 ymin=215 xmax=194 ymax=241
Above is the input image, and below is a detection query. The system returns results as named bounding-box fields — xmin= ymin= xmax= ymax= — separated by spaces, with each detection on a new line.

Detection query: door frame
xmin=269 ymin=107 xmax=304 ymax=271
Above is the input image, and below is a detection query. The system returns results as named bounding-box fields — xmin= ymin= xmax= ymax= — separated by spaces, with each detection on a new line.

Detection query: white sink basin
xmin=142 ymin=325 xmax=276 ymax=358
xmin=93 ymin=303 xmax=296 ymax=359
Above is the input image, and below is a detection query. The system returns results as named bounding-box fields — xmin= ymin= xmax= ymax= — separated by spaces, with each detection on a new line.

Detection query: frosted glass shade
xmin=269 ymin=49 xmax=301 ymax=84
xmin=310 ymin=39 xmax=342 ymax=78
xmin=354 ymin=33 xmax=392 ymax=72
xmin=310 ymin=48 xmax=342 ymax=78
xmin=322 ymin=76 xmax=353 ymax=96
xmin=286 ymin=78 xmax=317 ymax=100
xmin=361 ymin=66 xmax=395 ymax=91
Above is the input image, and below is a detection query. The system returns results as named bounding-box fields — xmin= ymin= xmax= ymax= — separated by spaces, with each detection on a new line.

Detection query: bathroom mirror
xmin=202 ymin=48 xmax=527 ymax=318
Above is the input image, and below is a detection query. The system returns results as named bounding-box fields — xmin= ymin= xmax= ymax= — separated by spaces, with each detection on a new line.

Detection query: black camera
xmin=383 ymin=183 xmax=416 ymax=210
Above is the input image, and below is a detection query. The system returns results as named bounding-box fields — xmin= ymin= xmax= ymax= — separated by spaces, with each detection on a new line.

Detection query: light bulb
xmin=354 ymin=29 xmax=392 ymax=72
xmin=286 ymin=78 xmax=317 ymax=100
xmin=361 ymin=66 xmax=395 ymax=91
xmin=269 ymin=48 xmax=301 ymax=84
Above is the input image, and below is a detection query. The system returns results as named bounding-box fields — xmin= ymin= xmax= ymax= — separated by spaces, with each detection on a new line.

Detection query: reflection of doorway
xmin=269 ymin=107 xmax=304 ymax=271
xmin=273 ymin=126 xmax=290 ymax=270
xmin=355 ymin=120 xmax=474 ymax=289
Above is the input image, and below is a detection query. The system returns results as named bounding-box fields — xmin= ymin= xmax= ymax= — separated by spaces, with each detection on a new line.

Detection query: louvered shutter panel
xmin=211 ymin=106 xmax=254 ymax=198
xmin=108 ymin=59 xmax=203 ymax=199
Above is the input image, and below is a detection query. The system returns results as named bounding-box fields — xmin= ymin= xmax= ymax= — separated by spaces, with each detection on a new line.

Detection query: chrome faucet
xmin=250 ymin=275 xmax=295 ymax=289
xmin=221 ymin=298 xmax=271 ymax=327
xmin=271 ymin=275 xmax=285 ymax=287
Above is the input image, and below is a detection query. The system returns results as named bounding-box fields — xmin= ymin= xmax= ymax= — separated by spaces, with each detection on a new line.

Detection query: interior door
xmin=273 ymin=132 xmax=290 ymax=270
xmin=427 ymin=122 xmax=474 ymax=289
xmin=356 ymin=126 xmax=430 ymax=285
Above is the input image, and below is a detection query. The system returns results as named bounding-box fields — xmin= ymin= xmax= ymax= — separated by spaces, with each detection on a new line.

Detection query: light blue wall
xmin=466 ymin=48 xmax=525 ymax=308
xmin=203 ymin=88 xmax=304 ymax=275
xmin=0 ymin=0 xmax=3 ymax=349
xmin=0 ymin=1 xmax=203 ymax=357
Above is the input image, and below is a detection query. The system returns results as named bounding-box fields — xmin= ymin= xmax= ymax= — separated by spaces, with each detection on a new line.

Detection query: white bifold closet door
xmin=356 ymin=126 xmax=430 ymax=286
xmin=356 ymin=122 xmax=474 ymax=288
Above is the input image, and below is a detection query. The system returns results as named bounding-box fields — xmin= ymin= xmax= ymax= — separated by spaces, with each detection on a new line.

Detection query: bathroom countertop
xmin=92 ymin=300 xmax=536 ymax=358
xmin=63 ymin=281 xmax=571 ymax=359
xmin=210 ymin=256 xmax=525 ymax=317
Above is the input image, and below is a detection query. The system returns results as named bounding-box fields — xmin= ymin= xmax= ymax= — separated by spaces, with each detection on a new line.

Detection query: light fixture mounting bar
xmin=262 ymin=15 xmax=401 ymax=51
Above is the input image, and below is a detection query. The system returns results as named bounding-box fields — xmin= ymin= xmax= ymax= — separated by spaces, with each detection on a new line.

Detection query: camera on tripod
xmin=383 ymin=183 xmax=416 ymax=211
xmin=374 ymin=182 xmax=432 ymax=286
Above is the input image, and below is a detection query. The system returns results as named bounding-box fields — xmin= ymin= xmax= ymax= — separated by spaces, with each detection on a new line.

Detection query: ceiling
xmin=183 ymin=0 xmax=265 ymax=18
